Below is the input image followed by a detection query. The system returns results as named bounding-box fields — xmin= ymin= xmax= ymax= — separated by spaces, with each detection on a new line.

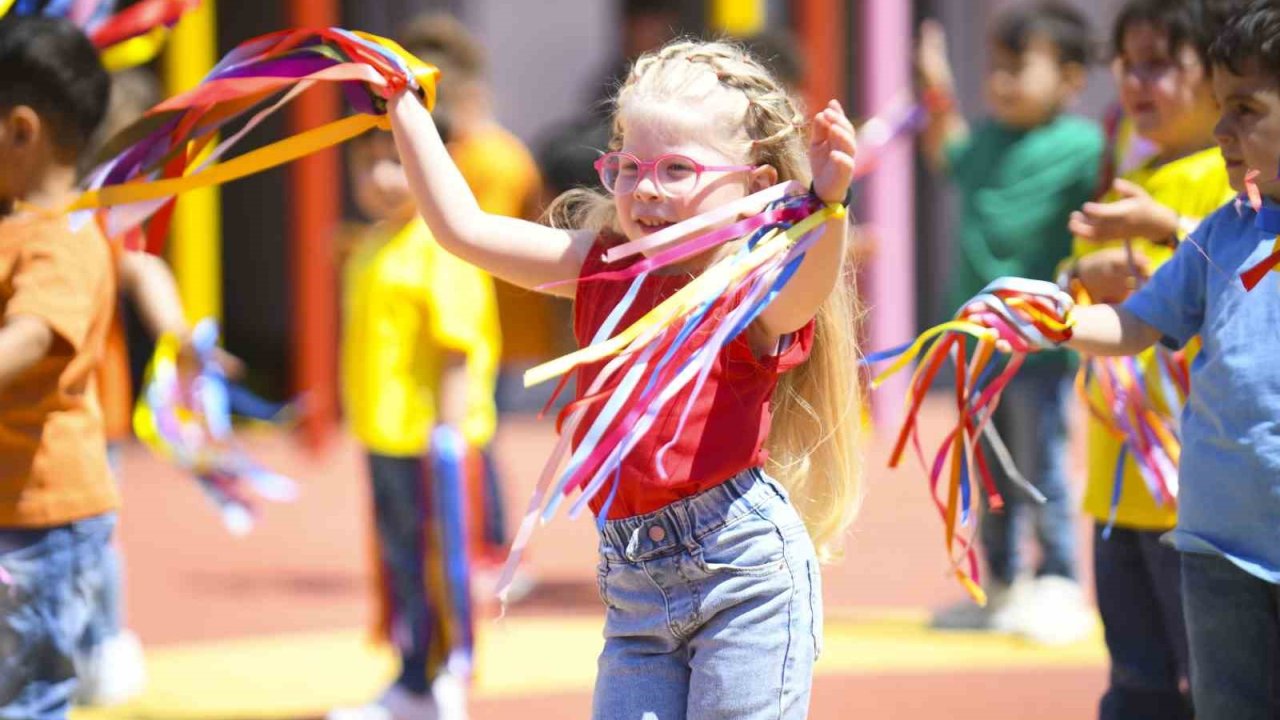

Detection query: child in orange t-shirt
xmin=0 ymin=16 xmax=118 ymax=719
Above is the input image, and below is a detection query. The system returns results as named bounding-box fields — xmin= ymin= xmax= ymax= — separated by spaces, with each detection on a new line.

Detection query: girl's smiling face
xmin=612 ymin=101 xmax=776 ymax=250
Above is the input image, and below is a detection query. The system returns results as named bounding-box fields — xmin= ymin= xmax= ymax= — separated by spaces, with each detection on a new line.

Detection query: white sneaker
xmin=929 ymin=576 xmax=1033 ymax=633
xmin=1015 ymin=575 xmax=1097 ymax=646
xmin=75 ymin=630 xmax=147 ymax=706
xmin=327 ymin=685 xmax=439 ymax=720
xmin=432 ymin=672 xmax=468 ymax=720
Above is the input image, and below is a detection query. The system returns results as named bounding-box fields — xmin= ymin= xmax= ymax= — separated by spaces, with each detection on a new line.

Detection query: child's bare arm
xmin=758 ymin=101 xmax=854 ymax=337
xmin=0 ymin=315 xmax=53 ymax=391
xmin=388 ymin=93 xmax=597 ymax=297
xmin=435 ymin=352 xmax=468 ymax=429
xmin=117 ymin=251 xmax=187 ymax=339
xmin=1064 ymin=303 xmax=1163 ymax=357
xmin=117 ymin=251 xmax=245 ymax=377
xmin=916 ymin=19 xmax=969 ymax=173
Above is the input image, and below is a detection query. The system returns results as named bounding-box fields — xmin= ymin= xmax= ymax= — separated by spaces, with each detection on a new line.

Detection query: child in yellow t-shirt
xmin=1063 ymin=2 xmax=1238 ymax=716
xmin=333 ymin=126 xmax=499 ymax=720
xmin=396 ymin=14 xmax=546 ymax=572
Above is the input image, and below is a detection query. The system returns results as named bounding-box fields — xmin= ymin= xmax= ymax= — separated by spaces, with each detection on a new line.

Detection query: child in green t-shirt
xmin=917 ymin=1 xmax=1103 ymax=644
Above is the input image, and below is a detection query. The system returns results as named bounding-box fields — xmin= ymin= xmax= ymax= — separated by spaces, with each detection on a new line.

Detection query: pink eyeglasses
xmin=594 ymin=151 xmax=755 ymax=196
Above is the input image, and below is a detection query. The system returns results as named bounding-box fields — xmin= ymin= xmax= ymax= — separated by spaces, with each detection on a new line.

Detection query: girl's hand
xmin=810 ymin=100 xmax=857 ymax=205
xmin=1069 ymin=179 xmax=1180 ymax=243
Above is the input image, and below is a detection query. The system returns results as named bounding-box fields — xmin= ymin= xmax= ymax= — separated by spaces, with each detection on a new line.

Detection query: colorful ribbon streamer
xmin=0 ymin=0 xmax=198 ymax=71
xmin=68 ymin=27 xmax=438 ymax=251
xmin=494 ymin=186 xmax=843 ymax=604
xmin=863 ymin=278 xmax=1075 ymax=604
xmin=1240 ymin=166 xmax=1280 ymax=290
xmin=133 ymin=319 xmax=299 ymax=534
xmin=92 ymin=0 xmax=198 ymax=71
xmin=1064 ymin=274 xmax=1184 ymax=534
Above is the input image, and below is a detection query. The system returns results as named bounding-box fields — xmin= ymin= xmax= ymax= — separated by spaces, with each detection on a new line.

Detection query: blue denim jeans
xmin=1181 ymin=552 xmax=1280 ymax=720
xmin=593 ymin=469 xmax=821 ymax=720
xmin=0 ymin=513 xmax=116 ymax=720
xmin=981 ymin=365 xmax=1076 ymax=584
xmin=1094 ymin=524 xmax=1191 ymax=720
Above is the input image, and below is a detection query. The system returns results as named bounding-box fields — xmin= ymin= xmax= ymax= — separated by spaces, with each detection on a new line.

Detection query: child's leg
xmin=982 ymin=373 xmax=1040 ymax=586
xmin=993 ymin=366 xmax=1076 ymax=581
xmin=1181 ymin=552 xmax=1280 ymax=720
xmin=591 ymin=470 xmax=809 ymax=720
xmin=592 ymin=544 xmax=691 ymax=720
xmin=1094 ymin=525 xmax=1192 ymax=720
xmin=366 ymin=453 xmax=433 ymax=695
xmin=478 ymin=447 xmax=507 ymax=553
xmin=684 ymin=506 xmax=819 ymax=720
xmin=423 ymin=438 xmax=474 ymax=678
xmin=1138 ymin=530 xmax=1190 ymax=704
xmin=0 ymin=514 xmax=114 ymax=719
xmin=588 ymin=466 xmax=808 ymax=717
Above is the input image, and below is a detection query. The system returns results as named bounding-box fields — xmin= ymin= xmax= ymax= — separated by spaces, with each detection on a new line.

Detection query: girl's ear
xmin=749 ymin=163 xmax=779 ymax=192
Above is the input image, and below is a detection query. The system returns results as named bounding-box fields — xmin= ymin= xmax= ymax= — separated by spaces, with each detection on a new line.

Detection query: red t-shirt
xmin=573 ymin=236 xmax=814 ymax=520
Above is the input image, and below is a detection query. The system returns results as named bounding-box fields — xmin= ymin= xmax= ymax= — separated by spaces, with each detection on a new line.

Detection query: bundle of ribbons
xmin=1062 ymin=262 xmax=1184 ymax=534
xmin=133 ymin=319 xmax=298 ymax=534
xmin=69 ymin=26 xmax=438 ymax=250
xmin=493 ymin=182 xmax=845 ymax=602
xmin=0 ymin=0 xmax=200 ymax=71
xmin=41 ymin=28 xmax=437 ymax=528
xmin=863 ymin=278 xmax=1075 ymax=603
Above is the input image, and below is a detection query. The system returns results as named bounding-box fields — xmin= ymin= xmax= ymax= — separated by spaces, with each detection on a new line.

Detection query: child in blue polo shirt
xmin=1058 ymin=3 xmax=1280 ymax=716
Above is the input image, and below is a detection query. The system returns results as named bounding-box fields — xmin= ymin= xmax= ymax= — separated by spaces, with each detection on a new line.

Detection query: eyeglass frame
xmin=593 ymin=151 xmax=757 ymax=196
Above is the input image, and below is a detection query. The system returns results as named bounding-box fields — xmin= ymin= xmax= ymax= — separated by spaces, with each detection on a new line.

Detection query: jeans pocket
xmin=695 ymin=513 xmax=787 ymax=577
xmin=808 ymin=559 xmax=824 ymax=659
xmin=596 ymin=561 xmax=616 ymax=610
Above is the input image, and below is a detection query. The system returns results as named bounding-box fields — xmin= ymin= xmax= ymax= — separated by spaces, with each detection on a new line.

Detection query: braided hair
xmin=547 ymin=39 xmax=864 ymax=559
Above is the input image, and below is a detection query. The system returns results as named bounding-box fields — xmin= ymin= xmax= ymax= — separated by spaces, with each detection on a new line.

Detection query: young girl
xmin=388 ymin=39 xmax=861 ymax=718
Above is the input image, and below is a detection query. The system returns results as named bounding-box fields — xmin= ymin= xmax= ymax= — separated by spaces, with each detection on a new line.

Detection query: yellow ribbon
xmin=132 ymin=331 xmax=182 ymax=455
xmin=1004 ymin=296 xmax=1075 ymax=335
xmin=100 ymin=26 xmax=171 ymax=72
xmin=871 ymin=320 xmax=994 ymax=389
xmin=65 ymin=32 xmax=436 ymax=215
xmin=68 ymin=112 xmax=385 ymax=211
xmin=350 ymin=30 xmax=440 ymax=112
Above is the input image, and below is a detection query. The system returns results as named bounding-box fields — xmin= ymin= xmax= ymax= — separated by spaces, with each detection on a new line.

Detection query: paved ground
xmin=72 ymin=394 xmax=1108 ymax=720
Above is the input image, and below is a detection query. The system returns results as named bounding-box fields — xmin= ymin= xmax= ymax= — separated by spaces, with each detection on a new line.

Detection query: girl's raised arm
xmin=756 ymin=101 xmax=855 ymax=338
xmin=388 ymin=92 xmax=597 ymax=296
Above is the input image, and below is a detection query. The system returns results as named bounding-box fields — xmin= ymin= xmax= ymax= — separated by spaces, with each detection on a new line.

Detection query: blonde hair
xmin=548 ymin=39 xmax=864 ymax=559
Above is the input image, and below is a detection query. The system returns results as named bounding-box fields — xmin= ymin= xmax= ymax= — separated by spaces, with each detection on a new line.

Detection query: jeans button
xmin=648 ymin=525 xmax=666 ymax=542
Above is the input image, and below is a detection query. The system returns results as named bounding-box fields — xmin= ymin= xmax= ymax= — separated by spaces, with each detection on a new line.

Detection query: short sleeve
xmin=425 ymin=243 xmax=499 ymax=355
xmin=5 ymin=223 xmax=110 ymax=351
xmin=1121 ymin=217 xmax=1211 ymax=349
xmin=774 ymin=320 xmax=816 ymax=372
